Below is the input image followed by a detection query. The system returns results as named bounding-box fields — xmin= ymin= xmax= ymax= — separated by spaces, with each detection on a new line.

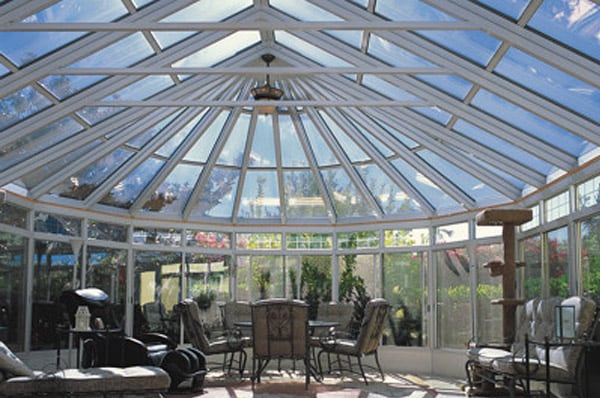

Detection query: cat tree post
xmin=476 ymin=208 xmax=532 ymax=344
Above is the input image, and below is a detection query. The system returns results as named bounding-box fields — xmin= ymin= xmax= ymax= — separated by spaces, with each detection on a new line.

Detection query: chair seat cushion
xmin=320 ymin=338 xmax=358 ymax=356
xmin=491 ymin=355 xmax=574 ymax=383
xmin=0 ymin=366 xmax=170 ymax=397
xmin=467 ymin=347 xmax=512 ymax=368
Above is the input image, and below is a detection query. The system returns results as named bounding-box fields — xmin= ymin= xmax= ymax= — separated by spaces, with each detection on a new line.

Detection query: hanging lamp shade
xmin=251 ymin=53 xmax=283 ymax=113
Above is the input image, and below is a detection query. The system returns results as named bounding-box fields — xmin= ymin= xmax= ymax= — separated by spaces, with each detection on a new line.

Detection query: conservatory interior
xmin=0 ymin=0 xmax=599 ymax=396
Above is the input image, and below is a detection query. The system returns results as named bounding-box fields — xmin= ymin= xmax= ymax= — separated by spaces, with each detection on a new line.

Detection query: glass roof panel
xmin=249 ymin=115 xmax=276 ymax=167
xmin=275 ymin=31 xmax=353 ymax=67
xmin=127 ymin=110 xmax=184 ymax=149
xmin=322 ymin=167 xmax=375 ymax=218
xmin=528 ymin=0 xmax=600 ymax=61
xmin=0 ymin=117 xmax=83 ymax=172
xmin=194 ymin=167 xmax=240 ymax=217
xmin=0 ymin=31 xmax=83 ymax=66
xmin=39 ymin=75 xmax=106 ymax=100
xmin=216 ymin=113 xmax=250 ymax=166
xmin=27 ymin=0 xmax=128 ymax=22
xmin=183 ymin=111 xmax=230 ymax=162
xmin=416 ymin=30 xmax=502 ymax=66
xmin=374 ymin=119 xmax=419 ymax=149
xmin=270 ymin=0 xmax=342 ymax=21
xmin=495 ymin=47 xmax=600 ymax=123
xmin=283 ymin=170 xmax=329 ymax=218
xmin=318 ymin=112 xmax=371 ymax=162
xmin=362 ymin=75 xmax=423 ymax=101
xmin=279 ymin=115 xmax=309 ymax=168
xmin=131 ymin=0 xmax=155 ymax=8
xmin=368 ymin=34 xmax=436 ymax=67
xmin=453 ymin=119 xmax=553 ymax=175
xmin=69 ymin=33 xmax=154 ymax=68
xmin=475 ymin=0 xmax=530 ymax=20
xmin=325 ymin=31 xmax=363 ymax=49
xmin=24 ymin=140 xmax=99 ymax=189
xmin=355 ymin=164 xmax=423 ymax=215
xmin=353 ymin=123 xmax=395 ymax=157
xmin=417 ymin=149 xmax=503 ymax=205
xmin=173 ymin=32 xmax=260 ymax=68
xmin=390 ymin=156 xmax=460 ymax=210
xmin=237 ymin=171 xmax=281 ymax=218
xmin=156 ymin=112 xmax=207 ymax=157
xmin=410 ymin=106 xmax=452 ymax=125
xmin=162 ymin=0 xmax=252 ymax=22
xmin=58 ymin=148 xmax=134 ymax=200
xmin=142 ymin=163 xmax=202 ymax=213
xmin=471 ymin=89 xmax=590 ymax=156
xmin=375 ymin=0 xmax=457 ymax=21
xmin=302 ymin=114 xmax=339 ymax=167
xmin=103 ymin=76 xmax=174 ymax=102
xmin=76 ymin=106 xmax=126 ymax=126
xmin=415 ymin=74 xmax=473 ymax=100
xmin=100 ymin=157 xmax=164 ymax=208
xmin=0 ymin=64 xmax=8 ymax=77
xmin=0 ymin=86 xmax=52 ymax=131
xmin=152 ymin=32 xmax=196 ymax=50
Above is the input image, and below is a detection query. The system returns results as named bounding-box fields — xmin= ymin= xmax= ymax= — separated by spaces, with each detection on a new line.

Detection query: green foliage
xmin=300 ymin=256 xmax=331 ymax=319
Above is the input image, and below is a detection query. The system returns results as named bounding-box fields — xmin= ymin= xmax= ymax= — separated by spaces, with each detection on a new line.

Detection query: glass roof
xmin=0 ymin=0 xmax=599 ymax=225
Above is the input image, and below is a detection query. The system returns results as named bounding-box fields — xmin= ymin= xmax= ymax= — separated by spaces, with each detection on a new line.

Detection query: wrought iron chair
xmin=251 ymin=298 xmax=310 ymax=389
xmin=176 ymin=298 xmax=247 ymax=377
xmin=317 ymin=298 xmax=389 ymax=385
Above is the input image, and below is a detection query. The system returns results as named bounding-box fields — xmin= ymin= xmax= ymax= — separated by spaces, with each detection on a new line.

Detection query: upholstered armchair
xmin=176 ymin=298 xmax=247 ymax=377
xmin=318 ymin=298 xmax=389 ymax=385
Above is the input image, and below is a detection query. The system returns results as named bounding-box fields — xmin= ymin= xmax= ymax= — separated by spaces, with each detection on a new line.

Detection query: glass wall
xmin=0 ymin=172 xmax=598 ymax=352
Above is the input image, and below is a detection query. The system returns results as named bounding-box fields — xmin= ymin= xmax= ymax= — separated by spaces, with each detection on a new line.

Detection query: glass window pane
xmin=415 ymin=74 xmax=473 ymax=100
xmin=236 ymin=233 xmax=282 ymax=250
xmin=287 ymin=233 xmax=332 ymax=250
xmin=85 ymin=245 xmax=127 ymax=328
xmin=0 ymin=203 xmax=27 ymax=229
xmin=173 ymin=31 xmax=260 ymax=68
xmin=283 ymin=170 xmax=329 ymax=218
xmin=475 ymin=0 xmax=530 ymax=20
xmin=385 ymin=228 xmax=430 ymax=247
xmin=321 ymin=168 xmax=374 ymax=218
xmin=32 ymin=241 xmax=75 ymax=350
xmin=375 ymin=0 xmax=456 ymax=22
xmin=237 ymin=171 xmax=281 ymax=219
xmin=70 ymin=33 xmax=154 ymax=68
xmin=338 ymin=231 xmax=378 ymax=249
xmin=475 ymin=243 xmax=503 ymax=342
xmin=100 ymin=157 xmax=164 ymax=209
xmin=520 ymin=235 xmax=542 ymax=300
xmin=383 ymin=252 xmax=426 ymax=346
xmin=547 ymin=227 xmax=569 ymax=297
xmin=416 ymin=30 xmax=502 ymax=66
xmin=581 ymin=215 xmax=600 ymax=302
xmin=216 ymin=114 xmax=250 ymax=166
xmin=279 ymin=115 xmax=309 ymax=167
xmin=356 ymin=164 xmax=423 ymax=216
xmin=0 ymin=232 xmax=27 ymax=351
xmin=368 ymin=34 xmax=435 ymax=68
xmin=34 ymin=212 xmax=81 ymax=236
xmin=133 ymin=228 xmax=181 ymax=246
xmin=495 ymin=48 xmax=600 ymax=123
xmin=529 ymin=0 xmax=600 ymax=61
xmin=0 ymin=86 xmax=52 ymax=131
xmin=142 ymin=164 xmax=202 ymax=213
xmin=435 ymin=248 xmax=471 ymax=349
xmin=183 ymin=111 xmax=229 ymax=162
xmin=545 ymin=191 xmax=569 ymax=222
xmin=193 ymin=167 xmax=240 ymax=217
xmin=186 ymin=253 xmax=231 ymax=304
xmin=577 ymin=175 xmax=600 ymax=210
xmin=88 ymin=220 xmax=128 ymax=242
xmin=187 ymin=231 xmax=231 ymax=249
xmin=249 ymin=115 xmax=276 ymax=167
xmin=435 ymin=222 xmax=469 ymax=243
xmin=275 ymin=31 xmax=352 ymax=67
xmin=134 ymin=251 xmax=181 ymax=339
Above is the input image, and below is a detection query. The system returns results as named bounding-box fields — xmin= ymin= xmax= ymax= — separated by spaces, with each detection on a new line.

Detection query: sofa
xmin=0 ymin=341 xmax=171 ymax=397
xmin=465 ymin=296 xmax=598 ymax=397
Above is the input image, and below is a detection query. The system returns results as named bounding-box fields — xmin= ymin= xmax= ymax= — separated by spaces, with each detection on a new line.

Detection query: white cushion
xmin=0 ymin=341 xmax=34 ymax=378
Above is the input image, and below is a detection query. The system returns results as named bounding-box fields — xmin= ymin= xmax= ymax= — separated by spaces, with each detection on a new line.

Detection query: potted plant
xmin=254 ymin=268 xmax=271 ymax=299
xmin=195 ymin=289 xmax=216 ymax=310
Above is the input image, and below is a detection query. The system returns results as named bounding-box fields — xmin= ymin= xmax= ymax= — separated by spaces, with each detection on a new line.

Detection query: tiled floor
xmin=175 ymin=369 xmax=469 ymax=397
